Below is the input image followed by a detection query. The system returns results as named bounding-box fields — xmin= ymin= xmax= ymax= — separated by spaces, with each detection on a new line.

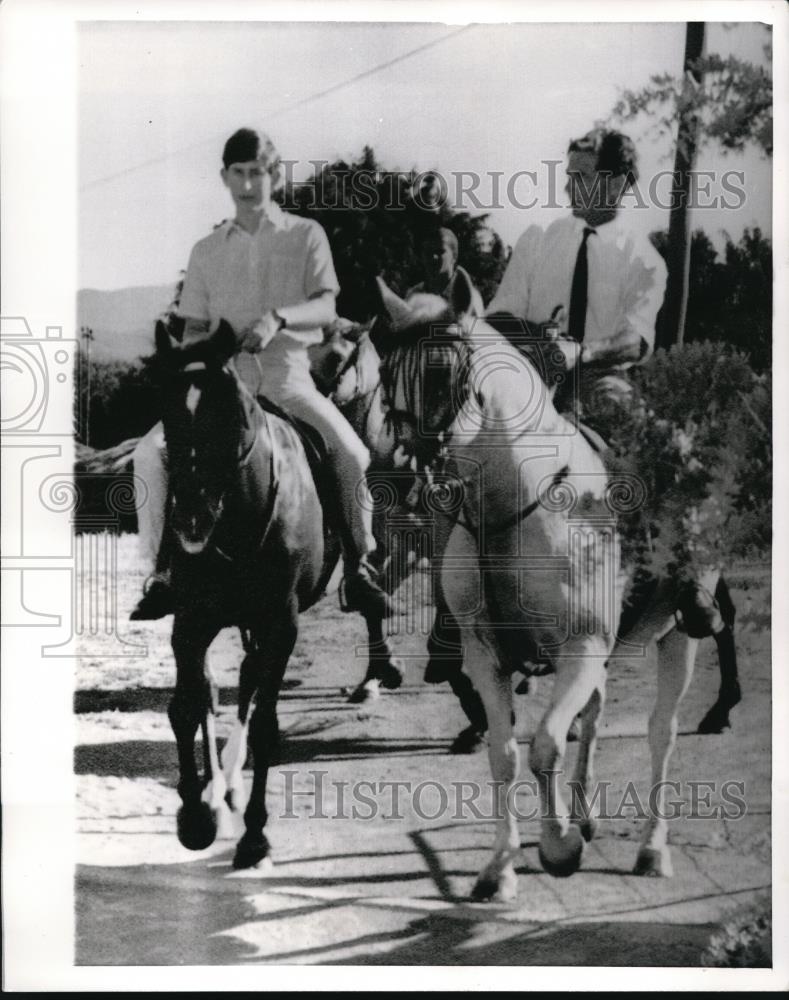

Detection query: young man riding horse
xmin=131 ymin=128 xmax=394 ymax=621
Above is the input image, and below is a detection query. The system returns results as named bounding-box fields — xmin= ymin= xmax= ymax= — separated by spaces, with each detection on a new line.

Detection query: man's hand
xmin=239 ymin=310 xmax=284 ymax=353
xmin=551 ymin=337 xmax=582 ymax=373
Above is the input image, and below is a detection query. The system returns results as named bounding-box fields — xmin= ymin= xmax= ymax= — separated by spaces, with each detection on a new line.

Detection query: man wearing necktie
xmin=488 ymin=127 xmax=668 ymax=439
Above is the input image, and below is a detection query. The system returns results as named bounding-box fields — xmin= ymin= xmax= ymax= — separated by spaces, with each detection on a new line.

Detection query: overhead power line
xmin=80 ymin=25 xmax=476 ymax=192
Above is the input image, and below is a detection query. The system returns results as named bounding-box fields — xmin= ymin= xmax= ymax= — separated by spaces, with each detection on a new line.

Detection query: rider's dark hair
xmin=568 ymin=128 xmax=639 ymax=186
xmin=222 ymin=128 xmax=283 ymax=189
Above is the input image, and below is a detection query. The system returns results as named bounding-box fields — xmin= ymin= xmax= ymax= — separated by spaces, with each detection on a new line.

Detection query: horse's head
xmin=155 ymin=319 xmax=252 ymax=555
xmin=370 ymin=268 xmax=485 ymax=463
xmin=309 ymin=318 xmax=378 ymax=406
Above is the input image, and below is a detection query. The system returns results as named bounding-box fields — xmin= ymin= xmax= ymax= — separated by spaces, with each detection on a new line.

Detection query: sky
xmin=78 ymin=18 xmax=773 ymax=290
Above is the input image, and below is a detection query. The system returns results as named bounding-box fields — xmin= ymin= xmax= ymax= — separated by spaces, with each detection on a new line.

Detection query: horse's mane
xmin=377 ymin=307 xmax=474 ymax=436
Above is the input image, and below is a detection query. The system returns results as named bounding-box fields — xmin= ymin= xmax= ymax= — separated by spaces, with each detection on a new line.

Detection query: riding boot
xmin=130 ymin=531 xmax=175 ymax=620
xmin=674 ymin=580 xmax=725 ymax=639
xmin=340 ymin=556 xmax=398 ymax=619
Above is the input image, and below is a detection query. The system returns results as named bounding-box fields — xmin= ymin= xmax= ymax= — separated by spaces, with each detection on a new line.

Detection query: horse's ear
xmin=449 ymin=267 xmax=479 ymax=319
xmin=210 ymin=319 xmax=238 ymax=365
xmin=375 ymin=276 xmax=414 ymax=331
xmin=155 ymin=319 xmax=174 ymax=357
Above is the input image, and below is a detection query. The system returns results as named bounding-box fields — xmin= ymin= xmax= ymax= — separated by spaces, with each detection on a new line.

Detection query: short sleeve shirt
xmin=179 ymin=202 xmax=339 ymax=389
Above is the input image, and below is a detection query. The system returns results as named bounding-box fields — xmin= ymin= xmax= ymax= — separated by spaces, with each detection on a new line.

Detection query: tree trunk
xmin=658 ymin=22 xmax=705 ymax=350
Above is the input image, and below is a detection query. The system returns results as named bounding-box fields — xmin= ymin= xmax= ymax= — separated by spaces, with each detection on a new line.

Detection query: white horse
xmin=373 ymin=268 xmax=723 ymax=901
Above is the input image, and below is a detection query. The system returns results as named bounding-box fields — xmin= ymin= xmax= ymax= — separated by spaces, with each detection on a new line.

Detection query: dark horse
xmin=155 ymin=318 xmax=399 ymax=867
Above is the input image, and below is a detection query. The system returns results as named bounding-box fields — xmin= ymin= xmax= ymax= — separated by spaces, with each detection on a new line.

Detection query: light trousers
xmin=133 ymin=372 xmax=376 ymax=574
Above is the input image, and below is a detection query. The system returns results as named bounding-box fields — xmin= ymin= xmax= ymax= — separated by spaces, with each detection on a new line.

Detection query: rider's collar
xmin=223 ymin=202 xmax=288 ymax=238
xmin=571 ymin=213 xmax=625 ymax=243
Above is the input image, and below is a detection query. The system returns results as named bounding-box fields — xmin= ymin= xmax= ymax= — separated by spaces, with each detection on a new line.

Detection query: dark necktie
xmin=568 ymin=226 xmax=595 ymax=343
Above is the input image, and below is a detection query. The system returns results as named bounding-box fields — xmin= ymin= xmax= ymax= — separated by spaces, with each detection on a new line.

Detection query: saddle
xmin=255 ymin=394 xmax=335 ymax=510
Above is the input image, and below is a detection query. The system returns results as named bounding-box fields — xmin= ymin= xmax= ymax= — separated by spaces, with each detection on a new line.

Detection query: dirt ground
xmin=75 ymin=534 xmax=771 ymax=966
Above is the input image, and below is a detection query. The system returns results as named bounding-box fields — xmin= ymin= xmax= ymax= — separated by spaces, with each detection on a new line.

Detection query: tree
xmin=282 ymin=146 xmax=507 ymax=320
xmin=650 ymin=227 xmax=772 ymax=371
xmin=612 ymin=24 xmax=772 ymax=346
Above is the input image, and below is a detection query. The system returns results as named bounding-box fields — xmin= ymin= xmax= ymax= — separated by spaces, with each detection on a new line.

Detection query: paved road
xmin=75 ymin=562 xmax=771 ymax=966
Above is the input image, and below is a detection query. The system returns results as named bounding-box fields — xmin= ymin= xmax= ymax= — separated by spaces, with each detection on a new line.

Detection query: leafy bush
xmin=702 ymin=900 xmax=772 ymax=968
xmin=608 ymin=341 xmax=771 ymax=580
xmin=75 ymin=353 xmax=161 ymax=449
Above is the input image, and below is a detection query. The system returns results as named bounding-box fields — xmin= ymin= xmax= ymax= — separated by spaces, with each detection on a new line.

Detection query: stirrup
xmin=130 ymin=573 xmax=174 ymax=621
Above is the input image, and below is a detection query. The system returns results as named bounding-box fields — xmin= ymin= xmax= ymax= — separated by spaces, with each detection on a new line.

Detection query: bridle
xmin=377 ymin=326 xmax=472 ymax=469
xmin=376 ymin=331 xmax=573 ymax=541
xmin=168 ymin=360 xmax=278 ymax=562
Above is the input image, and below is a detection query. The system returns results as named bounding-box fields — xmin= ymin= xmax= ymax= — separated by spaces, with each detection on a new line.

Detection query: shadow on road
xmin=75 ymin=856 xmax=723 ymax=966
xmin=74 ymin=733 xmax=455 ymax=778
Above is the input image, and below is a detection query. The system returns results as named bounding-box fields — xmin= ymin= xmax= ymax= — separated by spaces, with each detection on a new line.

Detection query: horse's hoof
xmin=232 ymin=833 xmax=272 ymax=871
xmin=176 ymin=801 xmax=217 ymax=851
xmin=634 ymin=846 xmax=673 ymax=878
xmin=224 ymin=786 xmax=248 ymax=816
xmin=449 ymin=727 xmax=486 ymax=755
xmin=471 ymin=877 xmax=498 ymax=901
xmin=377 ymin=659 xmax=404 ymax=690
xmin=538 ymin=825 xmax=585 ymax=878
xmin=573 ymin=815 xmax=598 ymax=843
xmin=471 ymin=872 xmax=517 ymax=903
xmin=347 ymin=680 xmax=379 ymax=704
xmin=423 ymin=658 xmax=461 ymax=685
xmin=697 ymin=707 xmax=732 ymax=734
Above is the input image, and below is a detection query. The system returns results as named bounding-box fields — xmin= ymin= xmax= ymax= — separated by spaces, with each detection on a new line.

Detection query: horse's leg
xmin=697 ymin=575 xmax=741 ymax=734
xmin=531 ymin=651 xmax=607 ymax=877
xmin=168 ymin=613 xmax=221 ymax=850
xmin=448 ymin=669 xmax=488 ymax=754
xmin=635 ymin=627 xmax=699 ymax=877
xmin=198 ymin=670 xmax=239 ymax=841
xmin=425 ymin=507 xmax=464 ymax=685
xmin=217 ymin=642 xmax=264 ymax=839
xmin=464 ymin=635 xmax=520 ymax=902
xmin=233 ymin=602 xmax=298 ymax=871
xmin=424 ymin=600 xmax=464 ymax=684
xmin=569 ymin=679 xmax=607 ymax=842
xmin=347 ymin=611 xmax=404 ymax=705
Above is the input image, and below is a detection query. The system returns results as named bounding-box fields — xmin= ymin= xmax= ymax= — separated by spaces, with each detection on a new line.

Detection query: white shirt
xmin=488 ymin=215 xmax=667 ymax=362
xmin=179 ymin=201 xmax=339 ymax=390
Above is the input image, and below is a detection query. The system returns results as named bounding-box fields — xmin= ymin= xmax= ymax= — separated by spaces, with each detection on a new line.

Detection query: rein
xmin=378 ymin=331 xmax=573 ymax=540
xmin=431 ymin=461 xmax=571 ymax=542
